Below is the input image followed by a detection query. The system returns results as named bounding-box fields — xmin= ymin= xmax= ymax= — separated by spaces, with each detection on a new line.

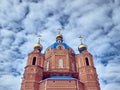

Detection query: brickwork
xmin=39 ymin=79 xmax=84 ymax=90
xmin=20 ymin=34 xmax=100 ymax=90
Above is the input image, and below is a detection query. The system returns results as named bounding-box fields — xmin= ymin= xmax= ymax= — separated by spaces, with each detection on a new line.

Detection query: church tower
xmin=20 ymin=30 xmax=100 ymax=90
xmin=21 ymin=35 xmax=44 ymax=90
xmin=76 ymin=36 xmax=100 ymax=90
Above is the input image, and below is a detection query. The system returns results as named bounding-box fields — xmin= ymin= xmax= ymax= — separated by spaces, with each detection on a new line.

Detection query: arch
xmin=58 ymin=46 xmax=62 ymax=50
xmin=32 ymin=57 xmax=36 ymax=65
xmin=58 ymin=59 xmax=63 ymax=68
xmin=57 ymin=45 xmax=64 ymax=50
xmin=85 ymin=57 xmax=89 ymax=66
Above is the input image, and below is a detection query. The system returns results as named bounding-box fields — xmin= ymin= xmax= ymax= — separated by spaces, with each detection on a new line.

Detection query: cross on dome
xmin=79 ymin=36 xmax=83 ymax=45
xmin=78 ymin=36 xmax=87 ymax=53
xmin=34 ymin=34 xmax=43 ymax=51
xmin=57 ymin=28 xmax=62 ymax=34
xmin=37 ymin=34 xmax=42 ymax=44
xmin=56 ymin=28 xmax=63 ymax=42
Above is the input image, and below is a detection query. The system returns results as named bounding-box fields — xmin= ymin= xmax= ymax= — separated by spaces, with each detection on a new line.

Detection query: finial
xmin=56 ymin=28 xmax=63 ymax=42
xmin=79 ymin=36 xmax=83 ymax=44
xmin=78 ymin=36 xmax=87 ymax=53
xmin=57 ymin=28 xmax=62 ymax=34
xmin=34 ymin=34 xmax=43 ymax=51
xmin=37 ymin=34 xmax=42 ymax=44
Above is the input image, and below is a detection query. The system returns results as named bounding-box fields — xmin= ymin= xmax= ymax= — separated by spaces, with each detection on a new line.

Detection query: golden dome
xmin=78 ymin=44 xmax=87 ymax=50
xmin=78 ymin=44 xmax=86 ymax=48
xmin=56 ymin=34 xmax=63 ymax=38
xmin=56 ymin=34 xmax=63 ymax=42
xmin=34 ymin=35 xmax=43 ymax=51
xmin=56 ymin=28 xmax=63 ymax=43
xmin=34 ymin=43 xmax=43 ymax=48
xmin=78 ymin=36 xmax=87 ymax=51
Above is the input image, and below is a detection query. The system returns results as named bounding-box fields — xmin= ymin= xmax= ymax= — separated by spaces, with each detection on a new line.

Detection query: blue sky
xmin=0 ymin=0 xmax=120 ymax=90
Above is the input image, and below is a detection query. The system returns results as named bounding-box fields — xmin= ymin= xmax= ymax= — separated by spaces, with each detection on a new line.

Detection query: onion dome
xmin=78 ymin=36 xmax=87 ymax=53
xmin=34 ymin=43 xmax=43 ymax=50
xmin=47 ymin=28 xmax=71 ymax=50
xmin=34 ymin=35 xmax=43 ymax=52
xmin=56 ymin=29 xmax=63 ymax=42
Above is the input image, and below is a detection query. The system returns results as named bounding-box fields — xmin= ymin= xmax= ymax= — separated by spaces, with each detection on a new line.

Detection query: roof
xmin=47 ymin=76 xmax=75 ymax=80
xmin=50 ymin=42 xmax=71 ymax=49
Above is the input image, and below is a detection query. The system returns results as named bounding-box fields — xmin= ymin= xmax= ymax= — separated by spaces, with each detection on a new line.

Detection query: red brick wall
xmin=39 ymin=79 xmax=84 ymax=90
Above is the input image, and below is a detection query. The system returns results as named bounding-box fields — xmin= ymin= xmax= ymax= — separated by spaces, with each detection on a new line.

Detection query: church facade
xmin=20 ymin=32 xmax=100 ymax=90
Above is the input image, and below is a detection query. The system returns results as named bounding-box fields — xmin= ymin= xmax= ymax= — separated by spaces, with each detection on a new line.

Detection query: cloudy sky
xmin=0 ymin=0 xmax=120 ymax=90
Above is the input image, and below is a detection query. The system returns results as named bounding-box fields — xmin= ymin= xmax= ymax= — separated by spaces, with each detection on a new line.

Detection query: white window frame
xmin=58 ymin=59 xmax=63 ymax=68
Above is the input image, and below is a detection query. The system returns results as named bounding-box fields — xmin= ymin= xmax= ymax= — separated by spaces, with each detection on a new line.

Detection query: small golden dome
xmin=78 ymin=44 xmax=86 ymax=48
xmin=56 ymin=34 xmax=63 ymax=42
xmin=56 ymin=34 xmax=63 ymax=38
xmin=56 ymin=28 xmax=63 ymax=42
xmin=78 ymin=36 xmax=87 ymax=51
xmin=34 ymin=43 xmax=43 ymax=49
xmin=34 ymin=35 xmax=43 ymax=51
xmin=78 ymin=44 xmax=87 ymax=50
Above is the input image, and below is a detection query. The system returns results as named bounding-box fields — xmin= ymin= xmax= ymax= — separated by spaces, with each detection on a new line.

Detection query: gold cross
xmin=57 ymin=28 xmax=62 ymax=34
xmin=79 ymin=36 xmax=83 ymax=44
xmin=37 ymin=34 xmax=42 ymax=43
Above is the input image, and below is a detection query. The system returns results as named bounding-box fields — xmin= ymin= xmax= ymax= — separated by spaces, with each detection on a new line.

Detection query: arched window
xmin=85 ymin=57 xmax=89 ymax=66
xmin=58 ymin=59 xmax=63 ymax=68
xmin=32 ymin=57 xmax=36 ymax=65
xmin=46 ymin=61 xmax=49 ymax=71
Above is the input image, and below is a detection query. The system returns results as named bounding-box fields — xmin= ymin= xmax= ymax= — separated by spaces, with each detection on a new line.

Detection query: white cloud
xmin=0 ymin=75 xmax=21 ymax=90
xmin=0 ymin=0 xmax=120 ymax=90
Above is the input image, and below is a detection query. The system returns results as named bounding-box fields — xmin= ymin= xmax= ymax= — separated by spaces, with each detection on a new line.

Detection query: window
xmin=85 ymin=57 xmax=89 ymax=66
xmin=46 ymin=61 xmax=49 ymax=71
xmin=32 ymin=57 xmax=36 ymax=65
xmin=58 ymin=59 xmax=63 ymax=68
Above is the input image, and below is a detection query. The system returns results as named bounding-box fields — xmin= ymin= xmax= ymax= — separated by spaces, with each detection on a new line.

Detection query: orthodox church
xmin=20 ymin=30 xmax=100 ymax=90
